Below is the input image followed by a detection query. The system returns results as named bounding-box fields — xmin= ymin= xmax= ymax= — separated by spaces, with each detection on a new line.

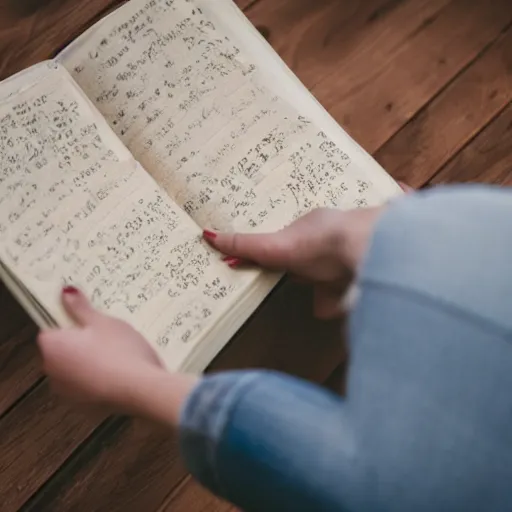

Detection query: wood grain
xmin=233 ymin=0 xmax=259 ymax=12
xmin=0 ymin=0 xmax=124 ymax=79
xmin=0 ymin=285 xmax=40 ymax=418
xmin=0 ymin=382 xmax=99 ymax=512
xmin=23 ymin=418 xmax=185 ymax=512
xmin=246 ymin=0 xmax=446 ymax=89
xmin=431 ymin=103 xmax=512 ymax=186
xmin=318 ymin=0 xmax=512 ymax=153
xmin=0 ymin=285 xmax=32 ymax=344
xmin=375 ymin=27 xmax=512 ymax=187
xmin=247 ymin=0 xmax=512 ymax=154
xmin=158 ymin=476 xmax=236 ymax=512
xmin=0 ymin=325 xmax=40 ymax=417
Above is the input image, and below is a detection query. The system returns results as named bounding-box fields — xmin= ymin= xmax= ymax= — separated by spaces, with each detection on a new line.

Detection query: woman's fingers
xmin=61 ymin=286 xmax=101 ymax=327
xmin=203 ymin=229 xmax=293 ymax=269
xmin=38 ymin=327 xmax=77 ymax=353
xmin=36 ymin=327 xmax=83 ymax=375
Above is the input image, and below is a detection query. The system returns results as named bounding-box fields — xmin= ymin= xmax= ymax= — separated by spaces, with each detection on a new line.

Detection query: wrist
xmin=115 ymin=366 xmax=200 ymax=427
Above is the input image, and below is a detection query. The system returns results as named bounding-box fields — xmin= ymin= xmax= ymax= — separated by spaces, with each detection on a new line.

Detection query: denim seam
xmin=359 ymin=278 xmax=512 ymax=344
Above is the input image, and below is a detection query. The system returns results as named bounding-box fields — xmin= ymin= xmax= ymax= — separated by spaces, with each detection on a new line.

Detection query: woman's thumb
xmin=61 ymin=286 xmax=100 ymax=326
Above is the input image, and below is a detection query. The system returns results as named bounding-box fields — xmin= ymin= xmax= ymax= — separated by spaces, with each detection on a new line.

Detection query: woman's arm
xmin=180 ymin=370 xmax=355 ymax=512
xmin=180 ymin=185 xmax=512 ymax=512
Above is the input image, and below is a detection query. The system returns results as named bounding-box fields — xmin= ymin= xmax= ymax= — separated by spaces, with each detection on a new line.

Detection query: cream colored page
xmin=199 ymin=0 xmax=400 ymax=198
xmin=58 ymin=0 xmax=394 ymax=234
xmin=0 ymin=62 xmax=55 ymax=102
xmin=0 ymin=63 xmax=250 ymax=369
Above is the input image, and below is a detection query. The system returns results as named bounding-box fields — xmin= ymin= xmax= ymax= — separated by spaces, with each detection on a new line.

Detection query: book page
xmin=0 ymin=62 xmax=56 ymax=103
xmin=199 ymin=0 xmax=399 ymax=196
xmin=0 ymin=62 xmax=255 ymax=370
xmin=58 ymin=0 xmax=399 ymax=234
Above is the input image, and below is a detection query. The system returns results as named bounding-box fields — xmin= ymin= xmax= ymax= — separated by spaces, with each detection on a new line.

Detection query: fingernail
xmin=223 ymin=256 xmax=243 ymax=268
xmin=203 ymin=230 xmax=217 ymax=240
xmin=222 ymin=255 xmax=240 ymax=263
xmin=62 ymin=285 xmax=79 ymax=295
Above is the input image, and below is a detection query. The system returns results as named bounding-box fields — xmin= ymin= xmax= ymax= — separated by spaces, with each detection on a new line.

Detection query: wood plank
xmin=0 ymin=285 xmax=31 ymax=344
xmin=21 ymin=282 xmax=343 ymax=511
xmin=158 ymin=476 xmax=236 ymax=512
xmin=375 ymin=28 xmax=512 ymax=186
xmin=430 ymin=104 xmax=512 ymax=186
xmin=0 ymin=0 xmax=124 ymax=79
xmin=247 ymin=0 xmax=512 ymax=154
xmin=245 ymin=0 xmax=449 ymax=89
xmin=23 ymin=418 xmax=186 ymax=512
xmin=233 ymin=0 xmax=260 ymax=12
xmin=0 ymin=285 xmax=40 ymax=417
xmin=0 ymin=324 xmax=40 ymax=417
xmin=318 ymin=0 xmax=512 ymax=153
xmin=0 ymin=382 xmax=99 ymax=512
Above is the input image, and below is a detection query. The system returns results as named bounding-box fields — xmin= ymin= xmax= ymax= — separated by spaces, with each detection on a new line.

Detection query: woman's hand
xmin=37 ymin=287 xmax=197 ymax=425
xmin=205 ymin=206 xmax=385 ymax=318
xmin=205 ymin=184 xmax=412 ymax=317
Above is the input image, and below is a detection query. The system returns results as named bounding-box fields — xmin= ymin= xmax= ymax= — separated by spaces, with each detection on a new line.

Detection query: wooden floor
xmin=0 ymin=0 xmax=510 ymax=510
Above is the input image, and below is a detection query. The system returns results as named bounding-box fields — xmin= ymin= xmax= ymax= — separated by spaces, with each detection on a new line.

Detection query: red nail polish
xmin=62 ymin=285 xmax=79 ymax=295
xmin=222 ymin=255 xmax=240 ymax=263
xmin=222 ymin=255 xmax=250 ymax=267
xmin=227 ymin=257 xmax=243 ymax=268
xmin=203 ymin=230 xmax=217 ymax=240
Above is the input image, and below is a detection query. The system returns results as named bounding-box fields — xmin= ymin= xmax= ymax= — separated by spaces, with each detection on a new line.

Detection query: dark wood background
xmin=0 ymin=0 xmax=510 ymax=510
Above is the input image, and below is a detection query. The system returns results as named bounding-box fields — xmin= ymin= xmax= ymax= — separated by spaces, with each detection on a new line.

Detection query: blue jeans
xmin=180 ymin=186 xmax=512 ymax=511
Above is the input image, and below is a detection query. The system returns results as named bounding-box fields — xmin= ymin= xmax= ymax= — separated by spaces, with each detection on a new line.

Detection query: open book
xmin=0 ymin=0 xmax=400 ymax=372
